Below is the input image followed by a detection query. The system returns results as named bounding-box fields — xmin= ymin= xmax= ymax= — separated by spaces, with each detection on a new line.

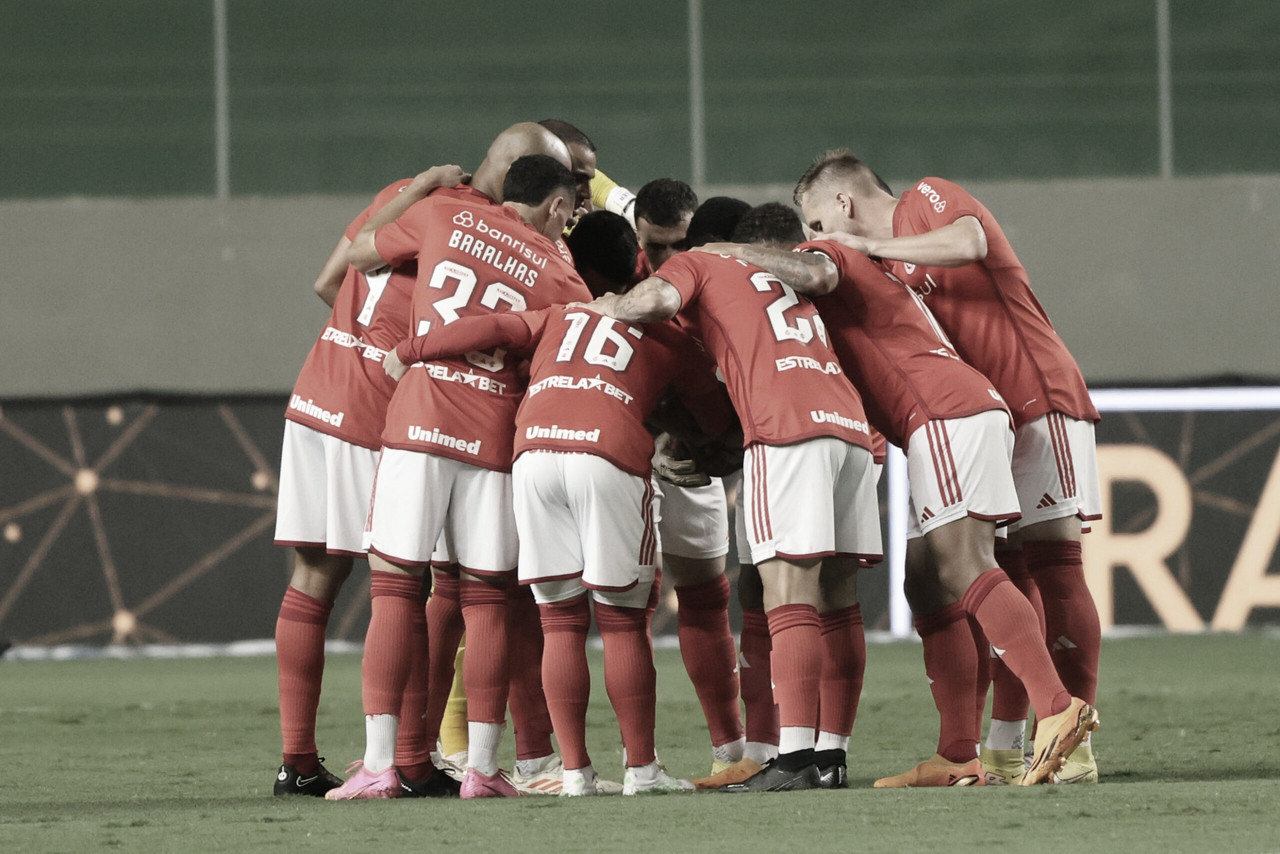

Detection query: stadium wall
xmin=3 ymin=174 xmax=1279 ymax=399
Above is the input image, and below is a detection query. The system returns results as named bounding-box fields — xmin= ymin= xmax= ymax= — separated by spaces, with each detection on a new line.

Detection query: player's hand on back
xmin=689 ymin=242 xmax=739 ymax=257
xmin=573 ymin=293 xmax=620 ymax=317
xmin=411 ymin=164 xmax=472 ymax=196
xmin=812 ymin=230 xmax=871 ymax=254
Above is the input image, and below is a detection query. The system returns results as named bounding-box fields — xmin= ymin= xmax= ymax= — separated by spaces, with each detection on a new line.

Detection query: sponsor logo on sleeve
xmin=915 ymin=181 xmax=948 ymax=214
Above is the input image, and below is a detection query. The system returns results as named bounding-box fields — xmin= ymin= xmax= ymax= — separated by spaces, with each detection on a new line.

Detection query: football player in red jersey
xmin=793 ymin=150 xmax=1103 ymax=785
xmin=707 ymin=199 xmax=1097 ymax=788
xmin=588 ymin=204 xmax=883 ymax=793
xmin=383 ymin=250 xmax=733 ymax=795
xmin=326 ymin=136 xmax=592 ymax=800
xmin=271 ymin=164 xmax=469 ymax=799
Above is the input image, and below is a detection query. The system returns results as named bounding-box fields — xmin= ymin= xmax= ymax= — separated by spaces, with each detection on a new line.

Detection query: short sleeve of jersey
xmin=651 ymin=253 xmax=703 ymax=309
xmin=898 ymin=177 xmax=985 ymax=234
xmin=345 ymin=179 xmax=413 ymax=242
xmin=373 ymin=200 xmax=431 ymax=268
xmin=798 ymin=239 xmax=880 ymax=286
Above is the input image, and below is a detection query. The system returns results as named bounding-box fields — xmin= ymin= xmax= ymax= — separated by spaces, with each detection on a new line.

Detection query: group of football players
xmin=270 ymin=118 xmax=1103 ymax=800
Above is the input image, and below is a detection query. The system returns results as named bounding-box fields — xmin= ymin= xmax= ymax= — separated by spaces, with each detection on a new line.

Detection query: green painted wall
xmin=4 ymin=1 xmax=1278 ymax=199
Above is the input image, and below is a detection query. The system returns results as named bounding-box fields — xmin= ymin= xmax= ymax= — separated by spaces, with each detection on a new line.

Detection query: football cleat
xmin=1052 ymin=740 xmax=1099 ymax=784
xmin=691 ymin=757 xmax=764 ymax=790
xmin=559 ymin=765 xmax=601 ymax=797
xmin=1021 ymin=698 xmax=1099 ymax=786
xmin=511 ymin=753 xmax=564 ymax=796
xmin=622 ymin=762 xmax=696 ymax=795
xmin=399 ymin=767 xmax=462 ymax=798
xmin=431 ymin=746 xmax=468 ymax=784
xmin=460 ymin=767 xmax=522 ymax=799
xmin=981 ymin=746 xmax=1026 ymax=786
xmin=719 ymin=759 xmax=821 ymax=793
xmin=323 ymin=761 xmax=401 ymax=800
xmin=817 ymin=763 xmax=848 ymax=790
xmin=273 ymin=759 xmax=343 ymax=797
xmin=873 ymin=754 xmax=985 ymax=788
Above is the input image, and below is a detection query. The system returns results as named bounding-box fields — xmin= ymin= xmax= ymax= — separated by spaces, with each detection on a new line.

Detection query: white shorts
xmin=365 ymin=447 xmax=518 ymax=575
xmin=1005 ymin=412 xmax=1102 ymax=533
xmin=514 ymin=451 xmax=659 ymax=602
xmin=905 ymin=411 xmax=1022 ymax=539
xmin=430 ymin=533 xmax=455 ymax=567
xmin=274 ymin=420 xmax=378 ymax=556
xmin=741 ymin=438 xmax=883 ymax=566
xmin=654 ymin=477 xmax=730 ymax=560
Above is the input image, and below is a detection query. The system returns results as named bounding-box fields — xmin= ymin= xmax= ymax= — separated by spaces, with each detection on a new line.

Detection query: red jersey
xmin=656 ymin=251 xmax=872 ymax=451
xmin=801 ymin=240 xmax=1009 ymax=449
xmin=398 ymin=306 xmax=728 ymax=478
xmin=373 ymin=186 xmax=593 ymax=471
xmin=286 ymin=179 xmax=416 ymax=450
xmin=886 ymin=177 xmax=1099 ymax=426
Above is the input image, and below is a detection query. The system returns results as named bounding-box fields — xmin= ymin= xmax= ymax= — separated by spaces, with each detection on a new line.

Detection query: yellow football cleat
xmin=873 ymin=754 xmax=985 ymax=788
xmin=1021 ymin=698 xmax=1100 ymax=786
xmin=1053 ymin=740 xmax=1099 ymax=784
xmin=691 ymin=757 xmax=764 ymax=790
xmin=980 ymin=746 xmax=1025 ymax=786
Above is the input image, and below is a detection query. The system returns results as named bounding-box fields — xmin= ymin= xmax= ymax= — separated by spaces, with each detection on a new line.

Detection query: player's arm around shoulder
xmin=585 ymin=275 xmax=683 ymax=324
xmin=383 ymin=310 xmax=540 ymax=382
xmin=311 ymin=234 xmax=353 ymax=307
xmin=347 ymin=164 xmax=471 ymax=272
xmin=693 ymin=242 xmax=837 ymax=296
xmin=864 ymin=214 xmax=987 ymax=268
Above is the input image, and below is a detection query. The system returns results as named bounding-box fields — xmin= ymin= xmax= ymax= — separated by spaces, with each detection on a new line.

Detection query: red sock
xmin=507 ymin=584 xmax=554 ymax=760
xmin=643 ymin=568 xmax=663 ymax=645
xmin=596 ymin=602 xmax=657 ymax=767
xmin=363 ymin=571 xmax=422 ymax=716
xmin=739 ymin=607 xmax=778 ymax=746
xmin=460 ymin=577 xmax=512 ymax=724
xmin=961 ymin=569 xmax=1070 ymax=719
xmin=916 ymin=603 xmax=982 ymax=763
xmin=394 ymin=575 xmax=432 ymax=778
xmin=539 ymin=596 xmax=593 ymax=770
xmin=766 ymin=604 xmax=821 ymax=731
xmin=423 ymin=570 xmax=465 ymax=746
xmin=970 ymin=617 xmax=991 ymax=742
xmin=1024 ymin=540 xmax=1101 ymax=704
xmin=990 ymin=549 xmax=1042 ymax=721
xmin=276 ymin=586 xmax=332 ymax=772
xmin=818 ymin=604 xmax=865 ymax=738
xmin=675 ymin=575 xmax=744 ymax=747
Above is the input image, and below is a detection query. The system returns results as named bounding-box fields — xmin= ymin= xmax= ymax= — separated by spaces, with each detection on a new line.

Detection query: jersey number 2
xmin=751 ymin=272 xmax=827 ymax=347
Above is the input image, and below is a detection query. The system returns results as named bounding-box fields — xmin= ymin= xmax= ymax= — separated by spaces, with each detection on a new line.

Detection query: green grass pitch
xmin=2 ymin=633 xmax=1278 ymax=853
